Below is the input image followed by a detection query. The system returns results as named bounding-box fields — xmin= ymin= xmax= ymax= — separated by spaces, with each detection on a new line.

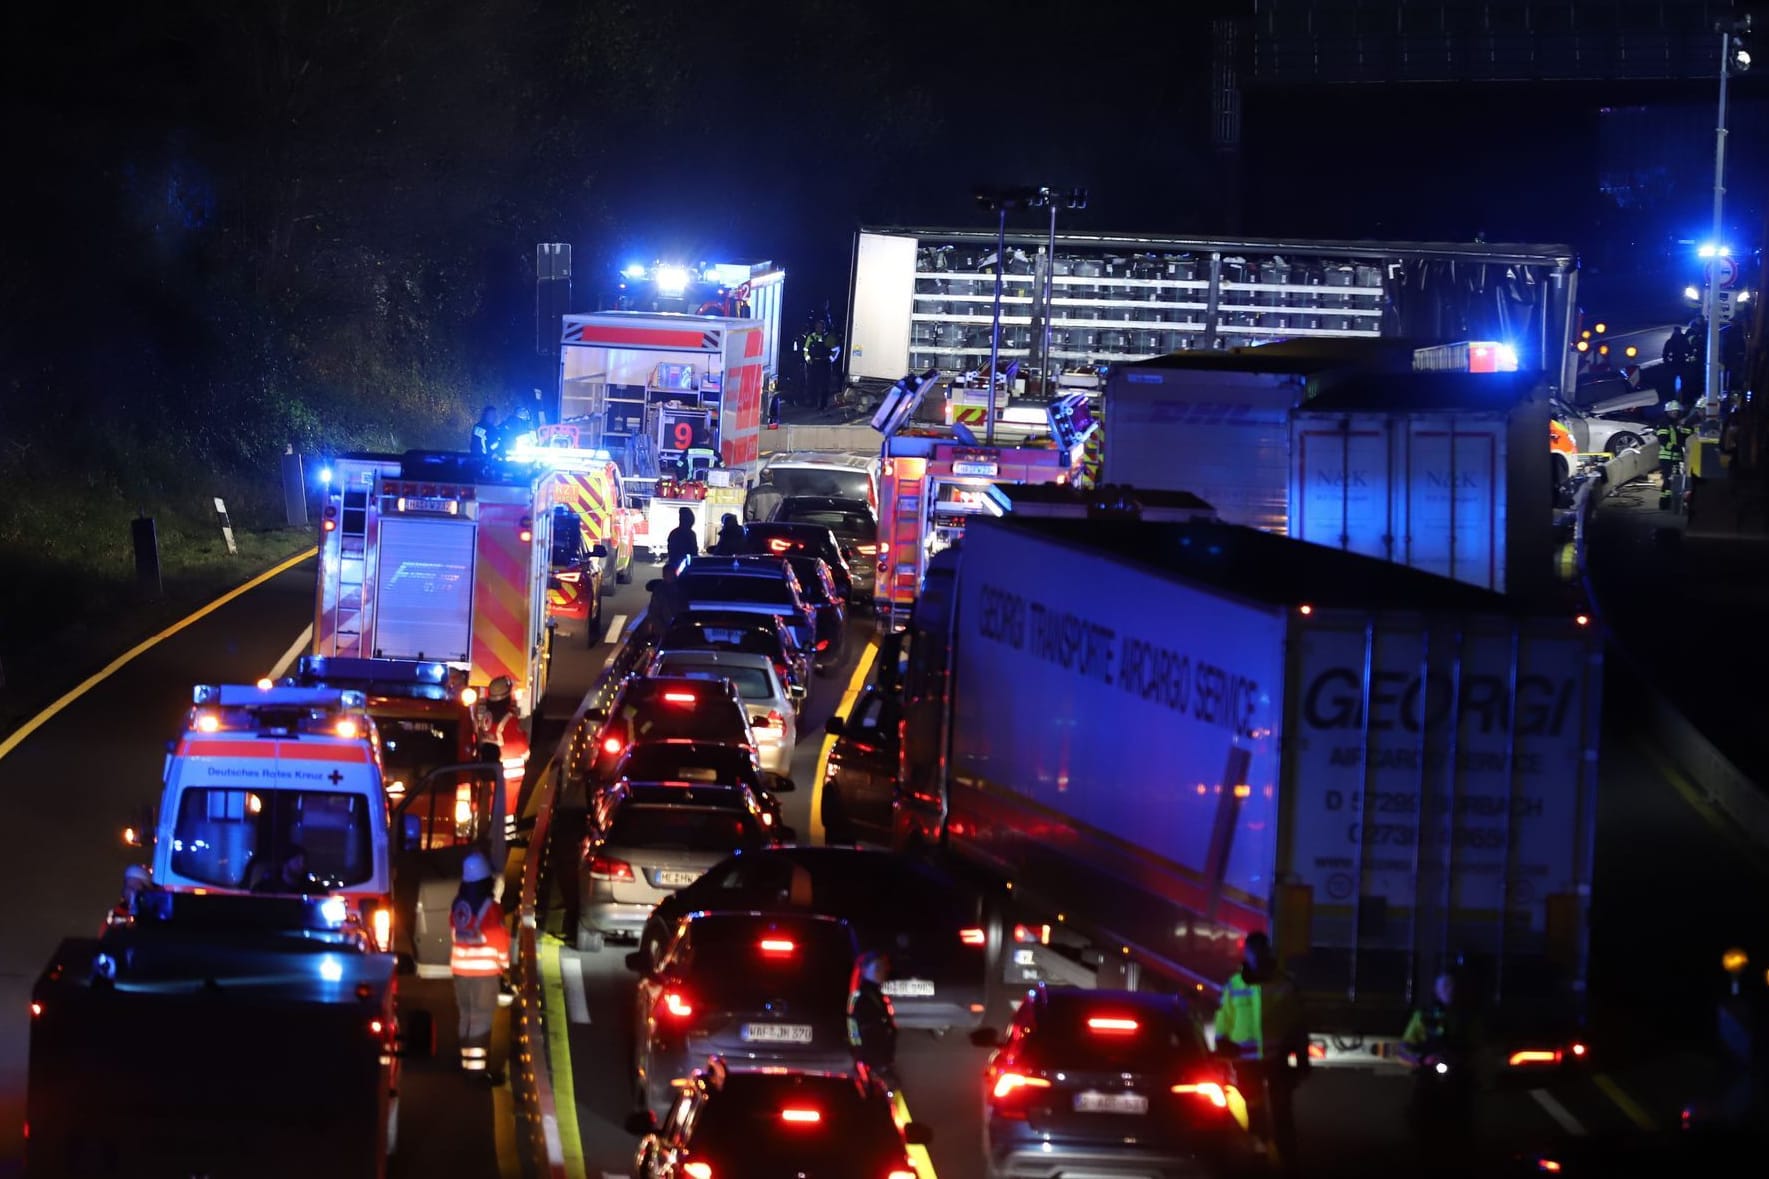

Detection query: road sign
xmin=1708 ymin=256 xmax=1739 ymax=288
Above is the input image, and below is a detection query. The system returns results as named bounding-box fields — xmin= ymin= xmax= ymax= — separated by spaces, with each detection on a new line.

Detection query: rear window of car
xmin=799 ymin=857 xmax=973 ymax=924
xmin=677 ymin=575 xmax=796 ymax=607
xmin=767 ymin=468 xmax=872 ymax=503
xmin=604 ymin=805 xmax=762 ymax=851
xmin=615 ymin=744 xmax=755 ymax=784
xmin=678 ymin=919 xmax=855 ymax=1005
xmin=653 ymin=657 xmax=776 ymax=701
xmin=608 ymin=688 xmax=750 ymax=745
xmin=693 ymin=1077 xmax=903 ymax=1162
xmin=779 ymin=508 xmax=874 ymax=534
xmin=1025 ymin=998 xmax=1207 ymax=1071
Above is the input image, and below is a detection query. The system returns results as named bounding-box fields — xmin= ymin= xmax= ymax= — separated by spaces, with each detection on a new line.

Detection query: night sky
xmin=0 ymin=1 xmax=1760 ymax=448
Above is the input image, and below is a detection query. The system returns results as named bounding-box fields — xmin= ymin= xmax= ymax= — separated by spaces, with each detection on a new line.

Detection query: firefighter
xmin=474 ymin=676 xmax=520 ymax=761
xmin=470 ymin=406 xmax=500 ymax=456
xmin=1398 ymin=971 xmax=1488 ymax=1175
xmin=1215 ymin=931 xmax=1308 ymax=1171
xmin=1656 ymin=400 xmax=1696 ymax=509
xmin=847 ymin=950 xmax=898 ymax=1090
xmin=498 ymin=404 xmax=538 ymax=456
xmin=450 ymin=850 xmax=509 ymax=1081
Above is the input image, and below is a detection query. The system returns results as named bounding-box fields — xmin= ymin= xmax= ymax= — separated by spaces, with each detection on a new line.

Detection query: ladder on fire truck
xmin=328 ymin=471 xmax=372 ymax=658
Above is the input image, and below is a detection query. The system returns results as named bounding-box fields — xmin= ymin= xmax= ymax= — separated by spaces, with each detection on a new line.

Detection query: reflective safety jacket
xmin=1214 ymin=968 xmax=1305 ymax=1062
xmin=1657 ymin=421 xmax=1694 ymax=462
xmin=450 ymin=897 xmax=510 ymax=977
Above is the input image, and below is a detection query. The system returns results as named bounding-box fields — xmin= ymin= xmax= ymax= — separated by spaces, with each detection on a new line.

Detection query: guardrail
xmin=758 ymin=423 xmax=879 ymax=454
xmin=1575 ymin=455 xmax=1769 ymax=852
xmin=511 ymin=610 xmax=653 ymax=1176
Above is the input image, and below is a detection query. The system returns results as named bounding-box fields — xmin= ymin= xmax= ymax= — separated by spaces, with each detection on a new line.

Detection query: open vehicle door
xmin=392 ymin=762 xmax=508 ymax=977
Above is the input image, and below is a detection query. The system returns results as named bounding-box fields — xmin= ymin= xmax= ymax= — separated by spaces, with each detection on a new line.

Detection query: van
xmin=748 ymin=452 xmax=880 ymax=521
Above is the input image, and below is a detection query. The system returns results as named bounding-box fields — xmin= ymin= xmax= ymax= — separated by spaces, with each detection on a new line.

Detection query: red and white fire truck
xmin=870 ymin=373 xmax=1096 ymax=629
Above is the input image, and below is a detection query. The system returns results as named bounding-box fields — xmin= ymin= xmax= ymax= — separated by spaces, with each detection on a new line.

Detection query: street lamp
xmin=1702 ymin=15 xmax=1752 ymax=416
xmin=1026 ymin=187 xmax=1089 ymax=395
xmin=975 ymin=187 xmax=1046 ymax=445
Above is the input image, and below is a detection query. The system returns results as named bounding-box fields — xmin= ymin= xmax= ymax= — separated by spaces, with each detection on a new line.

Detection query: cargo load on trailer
xmin=892 ymin=502 xmax=1601 ymax=1071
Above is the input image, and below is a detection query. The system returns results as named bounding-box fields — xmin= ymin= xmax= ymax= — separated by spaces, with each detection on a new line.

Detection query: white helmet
xmin=462 ymin=850 xmax=494 ymax=883
xmin=1665 ymin=400 xmax=1684 ymax=414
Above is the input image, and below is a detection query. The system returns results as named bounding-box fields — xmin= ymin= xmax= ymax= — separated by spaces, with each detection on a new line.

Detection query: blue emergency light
xmin=194 ymin=684 xmax=367 ymax=711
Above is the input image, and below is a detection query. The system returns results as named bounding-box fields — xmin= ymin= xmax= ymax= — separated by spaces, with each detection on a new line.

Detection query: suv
xmin=628 ymin=911 xmax=861 ymax=1117
xmin=587 ymin=675 xmax=759 ymax=784
xmin=653 ymin=611 xmax=809 ymax=705
xmin=972 ymin=985 xmax=1251 ymax=1178
xmin=627 ymin=1062 xmax=931 ymax=1179
xmin=749 ymin=452 xmax=880 ymax=518
xmin=769 ymin=497 xmax=878 ymax=601
xmin=671 ymin=557 xmax=816 ymax=659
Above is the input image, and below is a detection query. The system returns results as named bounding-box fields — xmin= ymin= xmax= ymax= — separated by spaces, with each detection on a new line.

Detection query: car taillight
xmin=1172 ymin=1079 xmax=1231 ymax=1108
xmin=1508 ymin=1049 xmax=1563 ymax=1067
xmin=556 ymin=570 xmax=580 ymax=583
xmin=815 ymin=638 xmax=829 ymax=651
xmin=660 ymin=991 xmax=694 ymax=1018
xmin=601 ymin=735 xmax=623 ymax=755
xmin=663 ymin=690 xmax=697 ymax=704
xmin=766 ymin=709 xmax=785 ymax=730
xmin=989 ymin=1071 xmax=1051 ymax=1102
xmin=959 ymin=927 xmax=986 ymax=946
xmin=768 ymin=538 xmax=794 ymax=553
xmin=1087 ymin=1017 xmax=1139 ymax=1034
xmin=779 ymin=1107 xmax=820 ymax=1124
xmin=683 ymin=1164 xmax=713 ymax=1179
xmin=589 ymin=854 xmax=635 ymax=882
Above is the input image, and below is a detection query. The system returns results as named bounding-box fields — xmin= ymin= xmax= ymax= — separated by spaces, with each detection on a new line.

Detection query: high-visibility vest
xmin=1214 ymin=969 xmax=1303 ymax=1061
xmin=450 ymin=897 xmax=510 ymax=977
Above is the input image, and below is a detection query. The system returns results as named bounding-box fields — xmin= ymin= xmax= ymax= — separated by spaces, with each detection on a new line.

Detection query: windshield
xmin=653 ymin=657 xmax=776 ymax=700
xmin=606 ymin=692 xmax=750 ymax=745
xmin=678 ymin=575 xmax=797 ymax=608
xmin=604 ymin=805 xmax=763 ymax=851
xmin=766 ymin=468 xmax=872 ymax=502
xmin=170 ymin=788 xmax=377 ymax=891
xmin=374 ymin=717 xmax=462 ymax=784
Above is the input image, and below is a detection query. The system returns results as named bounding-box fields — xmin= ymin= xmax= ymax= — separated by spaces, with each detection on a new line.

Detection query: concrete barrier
xmin=759 ymin=424 xmax=878 ymax=455
xmin=1600 ymin=444 xmax=1656 ymax=491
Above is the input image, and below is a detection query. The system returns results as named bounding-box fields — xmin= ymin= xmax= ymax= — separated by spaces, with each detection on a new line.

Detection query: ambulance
xmin=869 ymin=371 xmax=1095 ymax=629
xmin=314 ymin=450 xmax=555 ymax=721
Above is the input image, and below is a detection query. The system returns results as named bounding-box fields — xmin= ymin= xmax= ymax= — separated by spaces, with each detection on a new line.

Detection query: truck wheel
xmin=577 ymin=926 xmax=605 ymax=953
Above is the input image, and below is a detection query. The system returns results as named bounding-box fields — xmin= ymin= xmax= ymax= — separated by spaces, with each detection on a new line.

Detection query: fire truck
xmin=314 ymin=451 xmax=556 ymax=721
xmin=523 ymin=423 xmax=642 ymax=586
xmin=869 ymin=371 xmax=1097 ymax=629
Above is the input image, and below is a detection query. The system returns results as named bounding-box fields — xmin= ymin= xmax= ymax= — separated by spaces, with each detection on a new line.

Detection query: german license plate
xmin=883 ymin=978 xmax=936 ymax=998
xmin=740 ymin=1023 xmax=812 ymax=1044
xmin=1075 ymin=1091 xmax=1148 ymax=1115
xmin=652 ymin=869 xmax=700 ymax=888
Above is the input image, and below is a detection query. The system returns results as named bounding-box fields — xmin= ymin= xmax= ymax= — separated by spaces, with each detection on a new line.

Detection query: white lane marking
xmin=601 ymin=613 xmax=628 ymax=647
xmin=267 ymin=624 xmax=315 ymax=680
xmin=1530 ymin=1088 xmax=1588 ymax=1136
xmin=561 ymin=949 xmax=591 ymax=1024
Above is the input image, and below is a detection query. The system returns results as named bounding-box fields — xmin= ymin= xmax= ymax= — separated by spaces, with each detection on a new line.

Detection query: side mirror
xmin=591 ymin=543 xmax=609 ymax=558
xmin=401 ymin=813 xmax=423 ymax=851
xmin=624 ymin=1110 xmax=659 ymax=1136
xmin=624 ymin=950 xmax=652 ymax=976
xmin=969 ymin=1026 xmax=1001 ymax=1048
xmin=823 ymin=715 xmax=845 ymax=736
xmin=902 ymin=1122 xmax=934 ymax=1147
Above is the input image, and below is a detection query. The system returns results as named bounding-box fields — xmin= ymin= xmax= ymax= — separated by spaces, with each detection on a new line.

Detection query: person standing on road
xmin=847 ymin=949 xmax=899 ymax=1090
xmin=1398 ymin=971 xmax=1488 ymax=1176
xmin=1656 ymin=400 xmax=1696 ymax=510
xmin=709 ymin=513 xmax=745 ymax=555
xmin=450 ymin=850 xmax=509 ymax=1082
xmin=1214 ymin=931 xmax=1308 ymax=1172
xmin=664 ymin=506 xmax=700 ymax=571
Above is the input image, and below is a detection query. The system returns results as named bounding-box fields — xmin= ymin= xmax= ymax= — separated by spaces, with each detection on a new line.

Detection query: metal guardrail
xmin=511 ymin=609 xmax=653 ymax=1176
xmin=1575 ymin=456 xmax=1769 ymax=852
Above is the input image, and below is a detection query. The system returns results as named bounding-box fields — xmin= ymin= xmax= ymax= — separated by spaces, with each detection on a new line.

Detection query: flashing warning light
xmin=323 ymin=518 xmax=337 ymax=532
xmin=1685 ymin=285 xmax=1702 ymax=302
xmin=454 ymin=784 xmax=475 ymax=825
xmin=1625 ymin=345 xmax=1638 ymax=358
xmin=622 ymin=263 xmax=647 ymax=280
xmin=661 ymin=991 xmax=694 ymax=1018
xmin=1508 ymin=1049 xmax=1562 ymax=1067
xmin=369 ymin=1018 xmax=385 ymax=1037
xmin=318 ymin=466 xmax=334 ymax=486
xmin=990 ymin=1072 xmax=1052 ymax=1100
xmin=662 ymin=691 xmax=697 ymax=704
xmin=1087 ymin=1017 xmax=1140 ymax=1033
xmin=256 ymin=677 xmax=273 ymax=691
xmin=386 ymin=779 xmax=407 ymax=798
xmin=335 ymin=718 xmax=361 ymax=739
xmin=372 ymin=907 xmax=392 ymax=951
xmin=320 ymin=897 xmax=349 ymax=927
xmin=1723 ymin=947 xmax=1750 ymax=974
xmin=1569 ymin=1042 xmax=1587 ymax=1058
xmin=602 ymin=735 xmax=624 ymax=755
xmin=460 ymin=687 xmax=478 ymax=707
xmin=1172 ymin=1080 xmax=1230 ymax=1108
xmin=959 ymin=927 xmax=987 ymax=946
xmin=123 ymin=825 xmax=139 ymax=847
xmin=779 ymin=1108 xmax=821 ymax=1124
xmin=655 ymin=265 xmax=691 ymax=296
xmin=759 ymin=938 xmax=796 ymax=955
xmin=195 ymin=712 xmax=221 ymax=734
xmin=1538 ymin=1161 xmax=1563 ymax=1174
xmin=518 ymin=515 xmax=534 ymax=543
xmin=683 ymin=1165 xmax=713 ymax=1179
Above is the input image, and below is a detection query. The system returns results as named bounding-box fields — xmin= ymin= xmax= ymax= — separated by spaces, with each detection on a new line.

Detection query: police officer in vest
xmin=1399 ymin=970 xmax=1488 ymax=1175
xmin=1214 ymin=931 xmax=1308 ymax=1171
xmin=847 ymin=950 xmax=899 ymax=1091
xmin=1656 ymin=400 xmax=1696 ymax=509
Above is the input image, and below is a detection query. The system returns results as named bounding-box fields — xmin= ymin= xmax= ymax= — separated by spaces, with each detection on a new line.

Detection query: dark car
xmin=820 ymin=685 xmax=901 ymax=845
xmin=654 ymin=610 xmax=810 ymax=703
xmin=738 ymin=521 xmax=856 ymax=604
xmin=672 ymin=557 xmax=817 ymax=661
xmin=628 ymin=911 xmax=861 ymax=1117
xmin=972 ymin=984 xmax=1253 ymax=1179
xmin=606 ymin=741 xmax=794 ymax=832
xmin=586 ymin=676 xmax=758 ymax=784
xmin=627 ymin=1062 xmax=931 ymax=1179
xmin=575 ymin=788 xmax=775 ymax=952
xmin=768 ymin=496 xmax=878 ymax=600
xmin=782 ymin=554 xmax=846 ymax=667
xmin=638 ymin=846 xmax=987 ymax=1031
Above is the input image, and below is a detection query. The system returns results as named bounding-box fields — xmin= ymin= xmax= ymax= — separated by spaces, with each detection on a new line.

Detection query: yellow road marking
xmin=265 ymin=623 xmax=315 ymax=680
xmin=0 ymin=547 xmax=318 ymax=764
xmin=809 ymin=637 xmax=880 ymax=845
xmin=1594 ymin=1072 xmax=1658 ymax=1132
xmin=891 ymin=1090 xmax=939 ymax=1179
xmin=539 ymin=936 xmax=588 ymax=1179
xmin=1634 ymin=739 xmax=1769 ymax=874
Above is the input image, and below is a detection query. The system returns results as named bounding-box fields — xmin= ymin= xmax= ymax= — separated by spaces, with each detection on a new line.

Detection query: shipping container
xmin=896 ymin=510 xmax=1601 ymax=1065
